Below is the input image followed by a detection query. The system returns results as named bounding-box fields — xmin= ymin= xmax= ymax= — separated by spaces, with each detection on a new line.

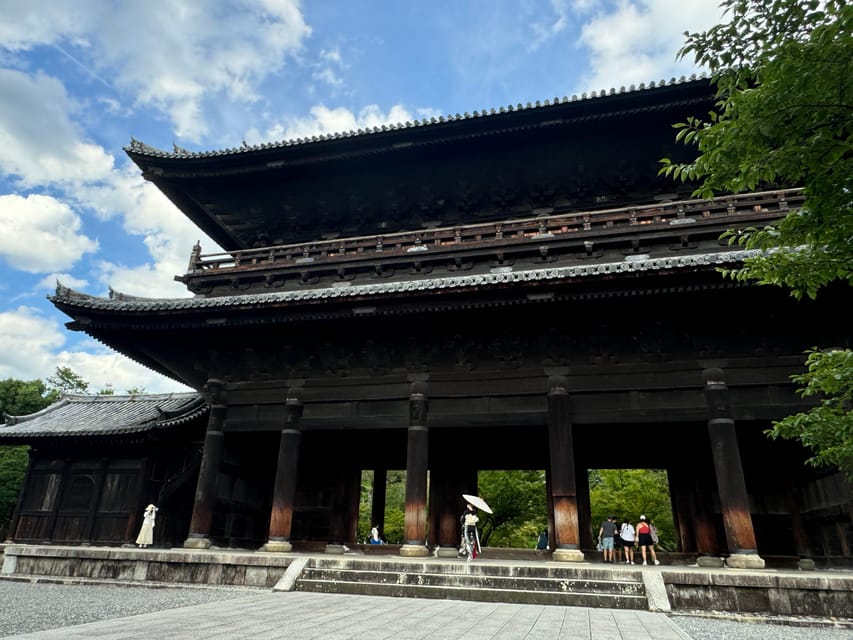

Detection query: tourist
xmin=369 ymin=524 xmax=383 ymax=544
xmin=597 ymin=515 xmax=618 ymax=563
xmin=460 ymin=503 xmax=480 ymax=561
xmin=135 ymin=504 xmax=157 ymax=548
xmin=613 ymin=520 xmax=624 ymax=563
xmin=620 ymin=517 xmax=636 ymax=564
xmin=636 ymin=515 xmax=660 ymax=565
xmin=535 ymin=529 xmax=549 ymax=554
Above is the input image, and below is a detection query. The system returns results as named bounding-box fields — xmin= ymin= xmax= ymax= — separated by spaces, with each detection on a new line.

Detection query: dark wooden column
xmin=400 ymin=380 xmax=429 ymax=557
xmin=262 ymin=389 xmax=303 ymax=552
xmin=430 ymin=466 xmax=468 ymax=556
xmin=546 ymin=375 xmax=583 ymax=561
xmin=704 ymin=368 xmax=764 ymax=568
xmin=84 ymin=458 xmax=109 ymax=544
xmin=370 ymin=468 xmax=387 ymax=536
xmin=184 ymin=379 xmax=227 ymax=549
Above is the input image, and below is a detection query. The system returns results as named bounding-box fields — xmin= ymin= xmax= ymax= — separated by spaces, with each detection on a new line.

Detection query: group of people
xmin=598 ymin=514 xmax=660 ymax=565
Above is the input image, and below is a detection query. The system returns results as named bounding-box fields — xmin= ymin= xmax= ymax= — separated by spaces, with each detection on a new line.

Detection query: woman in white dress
xmin=135 ymin=504 xmax=157 ymax=548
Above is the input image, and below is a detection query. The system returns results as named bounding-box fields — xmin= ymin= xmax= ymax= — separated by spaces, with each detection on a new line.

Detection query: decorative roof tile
xmin=49 ymin=247 xmax=759 ymax=313
xmin=0 ymin=392 xmax=206 ymax=439
xmin=125 ymin=74 xmax=708 ymax=159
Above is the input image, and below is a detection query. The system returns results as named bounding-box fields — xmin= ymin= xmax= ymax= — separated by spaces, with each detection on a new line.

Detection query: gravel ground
xmin=0 ymin=580 xmax=259 ymax=637
xmin=0 ymin=579 xmax=851 ymax=640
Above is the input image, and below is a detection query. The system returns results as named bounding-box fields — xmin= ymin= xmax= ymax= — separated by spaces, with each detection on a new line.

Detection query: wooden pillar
xmin=400 ymin=380 xmax=429 ymax=557
xmin=546 ymin=375 xmax=583 ymax=561
xmin=345 ymin=467 xmax=361 ymax=545
xmin=262 ymin=389 xmax=303 ymax=552
xmin=704 ymin=368 xmax=764 ymax=568
xmin=669 ymin=465 xmax=696 ymax=553
xmin=575 ymin=465 xmax=592 ymax=550
xmin=184 ymin=379 xmax=227 ymax=549
xmin=370 ymin=468 xmax=387 ymax=536
xmin=431 ymin=466 xmax=468 ymax=557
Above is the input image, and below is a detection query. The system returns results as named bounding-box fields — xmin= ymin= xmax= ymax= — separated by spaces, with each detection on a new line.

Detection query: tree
xmin=660 ymin=0 xmax=853 ymax=478
xmin=0 ymin=378 xmax=55 ymax=539
xmin=477 ymin=470 xmax=547 ymax=547
xmin=588 ymin=469 xmax=675 ymax=551
xmin=46 ymin=366 xmax=89 ymax=396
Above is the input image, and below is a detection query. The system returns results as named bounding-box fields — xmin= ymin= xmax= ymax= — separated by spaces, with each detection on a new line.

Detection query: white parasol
xmin=462 ymin=494 xmax=493 ymax=514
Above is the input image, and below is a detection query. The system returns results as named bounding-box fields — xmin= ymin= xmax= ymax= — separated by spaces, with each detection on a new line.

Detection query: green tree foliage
xmin=0 ymin=377 xmax=55 ymax=539
xmin=46 ymin=366 xmax=90 ymax=396
xmin=661 ymin=0 xmax=853 ymax=478
xmin=589 ymin=469 xmax=675 ymax=551
xmin=477 ymin=470 xmax=547 ymax=548
xmin=358 ymin=470 xmax=406 ymax=543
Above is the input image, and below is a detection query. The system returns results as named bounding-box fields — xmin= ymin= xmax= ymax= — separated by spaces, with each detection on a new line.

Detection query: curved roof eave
xmin=48 ymin=248 xmax=759 ymax=314
xmin=0 ymin=392 xmax=207 ymax=439
xmin=124 ymin=74 xmax=711 ymax=162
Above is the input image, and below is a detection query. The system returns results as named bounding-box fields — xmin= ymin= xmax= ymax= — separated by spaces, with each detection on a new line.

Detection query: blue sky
xmin=0 ymin=0 xmax=725 ymax=394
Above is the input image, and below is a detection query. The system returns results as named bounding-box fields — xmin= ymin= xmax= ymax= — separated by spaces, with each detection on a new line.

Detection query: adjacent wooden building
xmin=4 ymin=75 xmax=850 ymax=566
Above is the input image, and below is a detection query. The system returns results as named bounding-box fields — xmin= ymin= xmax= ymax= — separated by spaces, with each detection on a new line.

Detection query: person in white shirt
xmin=619 ymin=518 xmax=636 ymax=564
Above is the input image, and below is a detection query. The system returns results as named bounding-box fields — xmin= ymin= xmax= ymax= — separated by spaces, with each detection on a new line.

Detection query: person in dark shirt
xmin=597 ymin=515 xmax=618 ymax=563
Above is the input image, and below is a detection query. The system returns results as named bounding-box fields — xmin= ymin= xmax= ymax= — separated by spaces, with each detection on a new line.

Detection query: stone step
xmin=295 ymin=577 xmax=648 ymax=609
xmin=295 ymin=557 xmax=648 ymax=609
xmin=300 ymin=567 xmax=642 ymax=596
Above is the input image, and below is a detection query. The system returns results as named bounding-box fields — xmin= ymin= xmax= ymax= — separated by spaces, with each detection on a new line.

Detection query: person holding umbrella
xmin=460 ymin=494 xmax=492 ymax=562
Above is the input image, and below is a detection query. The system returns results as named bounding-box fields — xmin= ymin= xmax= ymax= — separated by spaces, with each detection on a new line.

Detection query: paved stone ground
xmin=1 ymin=583 xmax=852 ymax=640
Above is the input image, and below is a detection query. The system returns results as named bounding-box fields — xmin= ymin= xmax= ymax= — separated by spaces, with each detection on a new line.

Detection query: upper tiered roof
xmin=125 ymin=75 xmax=715 ymax=252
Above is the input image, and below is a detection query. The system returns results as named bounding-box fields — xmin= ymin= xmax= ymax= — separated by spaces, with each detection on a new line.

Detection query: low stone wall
xmin=663 ymin=568 xmax=853 ymax=619
xmin=1 ymin=545 xmax=292 ymax=589
xmin=2 ymin=544 xmax=851 ymax=621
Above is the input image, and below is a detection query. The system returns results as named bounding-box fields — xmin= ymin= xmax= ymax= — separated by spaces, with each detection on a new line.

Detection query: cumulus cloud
xmin=0 ymin=69 xmax=115 ymax=188
xmin=0 ymin=194 xmax=98 ymax=272
xmin=0 ymin=306 xmax=188 ymax=393
xmin=248 ymin=103 xmax=419 ymax=144
xmin=576 ymin=0 xmax=723 ymax=91
xmin=0 ymin=0 xmax=311 ymax=141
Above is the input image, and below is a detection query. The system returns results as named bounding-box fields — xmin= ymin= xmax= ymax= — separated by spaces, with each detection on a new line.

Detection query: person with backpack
xmin=636 ymin=515 xmax=660 ymax=565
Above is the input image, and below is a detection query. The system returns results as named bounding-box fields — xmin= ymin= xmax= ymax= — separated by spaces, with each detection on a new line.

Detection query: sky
xmin=0 ymin=0 xmax=727 ymax=395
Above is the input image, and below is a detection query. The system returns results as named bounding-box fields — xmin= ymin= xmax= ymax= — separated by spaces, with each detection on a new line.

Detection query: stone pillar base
xmin=798 ymin=558 xmax=816 ymax=571
xmin=261 ymin=540 xmax=293 ymax=553
xmin=325 ymin=544 xmax=346 ymax=554
xmin=725 ymin=553 xmax=765 ymax=569
xmin=435 ymin=546 xmax=459 ymax=558
xmin=399 ymin=544 xmax=429 ymax=557
xmin=552 ymin=548 xmax=584 ymax=562
xmin=696 ymin=555 xmax=725 ymax=567
xmin=183 ymin=537 xmax=212 ymax=550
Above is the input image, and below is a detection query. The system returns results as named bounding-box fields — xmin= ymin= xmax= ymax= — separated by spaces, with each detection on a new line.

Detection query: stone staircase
xmin=294 ymin=556 xmax=648 ymax=609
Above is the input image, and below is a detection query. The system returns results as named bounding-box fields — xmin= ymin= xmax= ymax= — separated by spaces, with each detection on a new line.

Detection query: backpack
xmin=650 ymin=525 xmax=659 ymax=544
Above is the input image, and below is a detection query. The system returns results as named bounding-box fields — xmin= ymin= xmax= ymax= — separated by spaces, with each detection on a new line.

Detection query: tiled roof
xmin=125 ymin=74 xmax=710 ymax=159
xmin=50 ymin=247 xmax=760 ymax=313
xmin=0 ymin=392 xmax=206 ymax=439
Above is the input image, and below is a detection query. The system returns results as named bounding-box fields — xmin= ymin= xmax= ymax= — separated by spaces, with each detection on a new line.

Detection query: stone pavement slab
xmin=3 ymin=590 xmax=692 ymax=640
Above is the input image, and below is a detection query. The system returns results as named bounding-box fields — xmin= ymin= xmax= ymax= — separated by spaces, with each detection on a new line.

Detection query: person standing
xmin=135 ymin=504 xmax=157 ymax=548
xmin=369 ymin=524 xmax=383 ymax=544
xmin=620 ymin=517 xmax=636 ymax=564
xmin=613 ymin=520 xmax=624 ymax=563
xmin=636 ymin=515 xmax=660 ymax=565
xmin=597 ymin=515 xmax=618 ymax=563
xmin=460 ymin=503 xmax=480 ymax=561
xmin=535 ymin=529 xmax=549 ymax=555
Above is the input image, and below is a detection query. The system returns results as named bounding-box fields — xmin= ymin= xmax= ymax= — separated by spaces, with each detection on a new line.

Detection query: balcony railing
xmin=182 ymin=188 xmax=803 ymax=277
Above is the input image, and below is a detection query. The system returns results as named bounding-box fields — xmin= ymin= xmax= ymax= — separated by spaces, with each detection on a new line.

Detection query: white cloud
xmin=0 ymin=69 xmax=115 ymax=188
xmin=249 ymin=103 xmax=418 ymax=144
xmin=0 ymin=306 xmax=189 ymax=393
xmin=0 ymin=0 xmax=311 ymax=142
xmin=0 ymin=194 xmax=98 ymax=272
xmin=576 ymin=0 xmax=723 ymax=91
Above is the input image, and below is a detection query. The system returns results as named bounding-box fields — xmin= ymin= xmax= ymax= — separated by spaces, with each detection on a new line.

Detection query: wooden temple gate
xmin=39 ymin=76 xmax=850 ymax=566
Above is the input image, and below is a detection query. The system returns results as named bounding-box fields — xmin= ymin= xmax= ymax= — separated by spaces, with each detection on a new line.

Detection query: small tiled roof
xmin=49 ymin=248 xmax=761 ymax=313
xmin=0 ymin=392 xmax=206 ymax=439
